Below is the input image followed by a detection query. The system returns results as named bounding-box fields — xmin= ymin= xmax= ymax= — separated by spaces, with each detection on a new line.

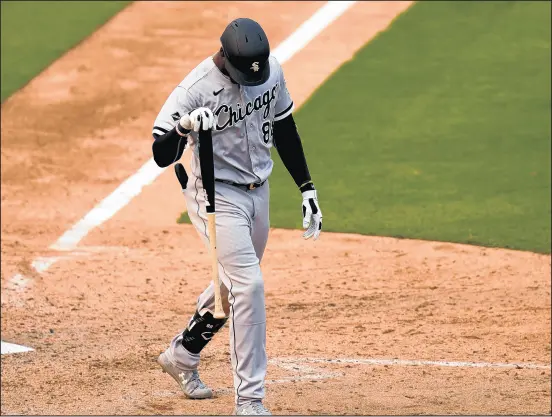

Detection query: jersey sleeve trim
xmin=152 ymin=126 xmax=169 ymax=137
xmin=274 ymin=102 xmax=294 ymax=121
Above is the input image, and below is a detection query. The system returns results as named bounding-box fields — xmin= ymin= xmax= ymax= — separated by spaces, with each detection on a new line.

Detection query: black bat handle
xmin=198 ymin=128 xmax=215 ymax=213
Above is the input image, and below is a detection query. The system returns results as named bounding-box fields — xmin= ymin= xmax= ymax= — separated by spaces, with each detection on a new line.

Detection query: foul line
xmin=50 ymin=159 xmax=164 ymax=251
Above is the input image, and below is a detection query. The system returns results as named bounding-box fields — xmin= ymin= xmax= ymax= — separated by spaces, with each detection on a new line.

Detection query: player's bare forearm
xmin=272 ymin=114 xmax=314 ymax=191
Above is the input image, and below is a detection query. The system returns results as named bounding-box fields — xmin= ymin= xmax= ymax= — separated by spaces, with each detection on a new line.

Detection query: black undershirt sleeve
xmin=152 ymin=126 xmax=187 ymax=168
xmin=272 ymin=114 xmax=314 ymax=191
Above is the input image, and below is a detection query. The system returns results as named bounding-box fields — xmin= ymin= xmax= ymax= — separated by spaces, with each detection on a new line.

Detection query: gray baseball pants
xmin=167 ymin=174 xmax=270 ymax=406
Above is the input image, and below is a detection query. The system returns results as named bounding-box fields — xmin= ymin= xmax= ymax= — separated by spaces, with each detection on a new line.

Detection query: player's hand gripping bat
xmin=175 ymin=124 xmax=225 ymax=319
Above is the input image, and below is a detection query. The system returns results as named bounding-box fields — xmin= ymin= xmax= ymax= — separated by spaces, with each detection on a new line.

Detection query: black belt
xmin=215 ymin=179 xmax=266 ymax=191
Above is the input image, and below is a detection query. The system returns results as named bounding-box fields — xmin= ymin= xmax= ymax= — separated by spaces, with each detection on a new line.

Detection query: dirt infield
xmin=1 ymin=1 xmax=550 ymax=415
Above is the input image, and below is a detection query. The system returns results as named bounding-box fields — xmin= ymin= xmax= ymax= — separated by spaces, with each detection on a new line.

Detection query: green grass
xmin=177 ymin=211 xmax=191 ymax=224
xmin=268 ymin=1 xmax=551 ymax=253
xmin=1 ymin=0 xmax=130 ymax=101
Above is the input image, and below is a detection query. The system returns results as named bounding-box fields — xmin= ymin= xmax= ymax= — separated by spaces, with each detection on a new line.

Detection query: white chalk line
xmin=4 ymin=246 xmax=126 ymax=293
xmin=153 ymin=358 xmax=342 ymax=398
xmin=154 ymin=354 xmax=550 ymax=398
xmin=269 ymin=358 xmax=343 ymax=381
xmin=206 ymin=356 xmax=551 ymax=394
xmin=274 ymin=357 xmax=551 ymax=371
xmin=272 ymin=1 xmax=357 ymax=64
xmin=7 ymin=274 xmax=32 ymax=292
xmin=1 ymin=341 xmax=34 ymax=355
xmin=3 ymin=1 xmax=357 ymax=352
xmin=49 ymin=159 xmax=165 ymax=252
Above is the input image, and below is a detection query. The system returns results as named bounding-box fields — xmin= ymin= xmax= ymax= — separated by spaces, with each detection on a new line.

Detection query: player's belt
xmin=215 ymin=179 xmax=266 ymax=191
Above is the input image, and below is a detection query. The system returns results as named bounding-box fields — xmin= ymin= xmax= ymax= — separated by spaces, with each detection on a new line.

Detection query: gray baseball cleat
xmin=234 ymin=401 xmax=272 ymax=415
xmin=157 ymin=351 xmax=213 ymax=399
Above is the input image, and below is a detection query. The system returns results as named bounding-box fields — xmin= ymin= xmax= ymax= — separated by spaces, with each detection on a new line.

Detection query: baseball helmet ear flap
xmin=220 ymin=18 xmax=270 ymax=86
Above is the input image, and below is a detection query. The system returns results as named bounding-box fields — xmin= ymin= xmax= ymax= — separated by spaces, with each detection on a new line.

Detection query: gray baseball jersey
xmin=153 ymin=55 xmax=294 ymax=185
xmin=154 ymin=55 xmax=294 ymax=406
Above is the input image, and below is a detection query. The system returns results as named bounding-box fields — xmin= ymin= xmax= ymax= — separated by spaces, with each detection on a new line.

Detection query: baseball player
xmin=151 ymin=18 xmax=322 ymax=415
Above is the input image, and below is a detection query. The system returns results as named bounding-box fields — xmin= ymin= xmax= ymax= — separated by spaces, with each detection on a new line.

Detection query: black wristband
xmin=299 ymin=181 xmax=315 ymax=193
xmin=176 ymin=122 xmax=191 ymax=137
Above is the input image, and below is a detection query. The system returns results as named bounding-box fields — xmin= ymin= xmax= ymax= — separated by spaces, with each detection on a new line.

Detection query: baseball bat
xmin=197 ymin=127 xmax=225 ymax=319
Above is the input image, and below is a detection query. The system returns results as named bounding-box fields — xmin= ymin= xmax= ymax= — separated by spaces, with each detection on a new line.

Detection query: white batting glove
xmin=301 ymin=190 xmax=322 ymax=240
xmin=179 ymin=107 xmax=215 ymax=133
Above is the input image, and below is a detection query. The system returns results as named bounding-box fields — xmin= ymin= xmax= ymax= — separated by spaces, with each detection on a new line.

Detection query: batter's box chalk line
xmin=155 ymin=355 xmax=550 ymax=399
xmin=274 ymin=357 xmax=551 ymax=371
xmin=152 ymin=358 xmax=343 ymax=398
xmin=152 ymin=358 xmax=342 ymax=399
xmin=6 ymin=246 xmax=129 ymax=293
xmin=269 ymin=358 xmax=343 ymax=382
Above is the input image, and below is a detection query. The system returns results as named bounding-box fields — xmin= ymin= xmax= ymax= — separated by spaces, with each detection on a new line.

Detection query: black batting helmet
xmin=220 ymin=18 xmax=270 ymax=86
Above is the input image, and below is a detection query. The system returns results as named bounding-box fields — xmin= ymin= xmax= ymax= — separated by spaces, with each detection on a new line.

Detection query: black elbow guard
xmin=152 ymin=128 xmax=187 ymax=168
xmin=152 ymin=140 xmax=172 ymax=168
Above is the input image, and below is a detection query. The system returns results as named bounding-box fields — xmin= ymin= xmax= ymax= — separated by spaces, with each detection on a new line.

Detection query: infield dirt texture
xmin=1 ymin=1 xmax=550 ymax=415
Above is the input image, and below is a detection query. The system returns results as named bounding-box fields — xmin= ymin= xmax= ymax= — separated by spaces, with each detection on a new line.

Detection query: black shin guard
xmin=181 ymin=310 xmax=228 ymax=354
